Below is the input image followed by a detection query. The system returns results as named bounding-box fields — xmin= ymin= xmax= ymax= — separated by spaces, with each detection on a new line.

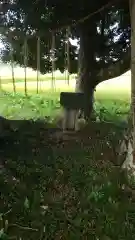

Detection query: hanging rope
xmin=65 ymin=27 xmax=70 ymax=85
xmin=24 ymin=37 xmax=28 ymax=96
xmin=9 ymin=35 xmax=16 ymax=93
xmin=10 ymin=46 xmax=16 ymax=93
xmin=51 ymin=31 xmax=56 ymax=91
xmin=37 ymin=36 xmax=40 ymax=94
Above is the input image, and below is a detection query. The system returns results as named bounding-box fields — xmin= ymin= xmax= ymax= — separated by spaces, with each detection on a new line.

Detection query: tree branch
xmin=97 ymin=47 xmax=130 ymax=83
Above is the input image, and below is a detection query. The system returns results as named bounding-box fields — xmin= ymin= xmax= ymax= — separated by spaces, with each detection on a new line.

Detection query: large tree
xmin=0 ymin=0 xmax=130 ymax=119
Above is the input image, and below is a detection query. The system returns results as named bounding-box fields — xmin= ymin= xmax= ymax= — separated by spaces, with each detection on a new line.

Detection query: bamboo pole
xmin=36 ymin=36 xmax=40 ymax=94
xmin=24 ymin=38 xmax=28 ymax=96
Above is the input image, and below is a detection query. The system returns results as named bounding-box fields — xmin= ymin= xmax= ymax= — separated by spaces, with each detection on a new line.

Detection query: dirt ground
xmin=0 ymin=120 xmax=130 ymax=240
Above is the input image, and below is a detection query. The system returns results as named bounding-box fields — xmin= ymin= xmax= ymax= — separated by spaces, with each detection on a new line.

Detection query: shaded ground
xmin=1 ymin=119 xmax=135 ymax=240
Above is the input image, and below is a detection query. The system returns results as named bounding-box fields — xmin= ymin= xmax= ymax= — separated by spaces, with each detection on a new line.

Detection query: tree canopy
xmin=1 ymin=0 xmax=118 ymax=31
xmin=0 ymin=0 xmax=130 ymax=83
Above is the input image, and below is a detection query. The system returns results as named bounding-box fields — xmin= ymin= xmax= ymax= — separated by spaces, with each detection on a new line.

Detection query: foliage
xmin=0 ymin=90 xmax=135 ymax=239
xmin=0 ymin=90 xmax=130 ymax=123
xmin=0 ymin=0 xmax=130 ymax=84
xmin=0 ymin=91 xmax=60 ymax=120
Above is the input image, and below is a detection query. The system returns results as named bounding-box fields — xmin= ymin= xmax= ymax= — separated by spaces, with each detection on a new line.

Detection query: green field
xmin=0 ymin=87 xmax=130 ymax=122
xmin=0 ymin=70 xmax=131 ymax=94
xmin=0 ymin=86 xmax=134 ymax=240
xmin=0 ymin=73 xmax=76 ymax=84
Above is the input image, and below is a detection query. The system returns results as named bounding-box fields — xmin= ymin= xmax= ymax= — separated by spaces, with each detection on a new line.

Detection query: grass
xmin=0 ymin=70 xmax=131 ymax=96
xmin=0 ymin=88 xmax=134 ymax=240
xmin=0 ymin=88 xmax=130 ymax=123
xmin=0 ymin=91 xmax=61 ymax=120
xmin=0 ymin=79 xmax=74 ymax=93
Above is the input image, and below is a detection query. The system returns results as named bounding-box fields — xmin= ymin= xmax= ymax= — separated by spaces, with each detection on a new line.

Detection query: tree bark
xmin=119 ymin=0 xmax=135 ymax=174
xmin=130 ymin=0 xmax=135 ymax=154
xmin=76 ymin=21 xmax=97 ymax=121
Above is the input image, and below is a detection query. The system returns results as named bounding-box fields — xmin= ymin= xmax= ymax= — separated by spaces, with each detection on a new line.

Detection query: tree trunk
xmin=60 ymin=21 xmax=97 ymax=131
xmin=130 ymin=0 xmax=135 ymax=156
xmin=62 ymin=20 xmax=97 ymax=131
xmin=119 ymin=0 xmax=135 ymax=175
xmin=75 ymin=76 xmax=95 ymax=121
xmin=76 ymin=21 xmax=97 ymax=121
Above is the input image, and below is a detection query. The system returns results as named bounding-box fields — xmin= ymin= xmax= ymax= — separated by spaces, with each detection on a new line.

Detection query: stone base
xmin=62 ymin=109 xmax=78 ymax=131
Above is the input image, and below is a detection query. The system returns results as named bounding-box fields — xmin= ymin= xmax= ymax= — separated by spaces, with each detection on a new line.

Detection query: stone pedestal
xmin=62 ymin=109 xmax=78 ymax=131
